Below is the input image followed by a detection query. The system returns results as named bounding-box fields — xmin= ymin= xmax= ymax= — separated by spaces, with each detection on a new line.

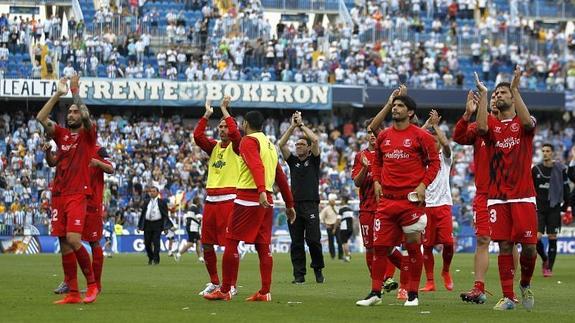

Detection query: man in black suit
xmin=138 ymin=186 xmax=173 ymax=265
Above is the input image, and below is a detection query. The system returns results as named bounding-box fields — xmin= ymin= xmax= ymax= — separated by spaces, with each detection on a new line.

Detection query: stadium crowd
xmin=1 ymin=109 xmax=573 ymax=233
xmin=0 ymin=1 xmax=574 ymax=90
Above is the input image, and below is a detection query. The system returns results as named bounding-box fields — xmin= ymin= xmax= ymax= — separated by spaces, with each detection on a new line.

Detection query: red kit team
xmin=40 ymin=69 xmax=539 ymax=311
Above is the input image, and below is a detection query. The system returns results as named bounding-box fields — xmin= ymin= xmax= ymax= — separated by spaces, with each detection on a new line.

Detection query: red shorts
xmin=82 ymin=204 xmax=103 ymax=242
xmin=374 ymin=198 xmax=425 ymax=247
xmin=488 ymin=201 xmax=537 ymax=244
xmin=423 ymin=205 xmax=454 ymax=247
xmin=226 ymin=203 xmax=273 ymax=244
xmin=202 ymin=199 xmax=234 ymax=245
xmin=359 ymin=210 xmax=375 ymax=249
xmin=473 ymin=193 xmax=490 ymax=237
xmin=50 ymin=194 xmax=88 ymax=237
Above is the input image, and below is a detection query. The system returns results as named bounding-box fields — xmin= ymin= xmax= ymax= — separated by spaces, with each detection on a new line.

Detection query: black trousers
xmin=326 ymin=226 xmax=343 ymax=259
xmin=144 ymin=219 xmax=162 ymax=263
xmin=288 ymin=201 xmax=325 ymax=278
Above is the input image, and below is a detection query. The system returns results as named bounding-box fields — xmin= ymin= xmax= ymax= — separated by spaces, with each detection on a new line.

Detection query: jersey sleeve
xmin=225 ymin=116 xmax=242 ymax=155
xmin=351 ymin=152 xmax=362 ymax=179
xmin=452 ymin=118 xmax=477 ymax=145
xmin=275 ymin=163 xmax=294 ymax=208
xmin=193 ymin=117 xmax=217 ymax=155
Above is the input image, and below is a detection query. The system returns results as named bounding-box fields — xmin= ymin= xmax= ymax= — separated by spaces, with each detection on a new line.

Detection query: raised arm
xmin=352 ymin=151 xmax=369 ymax=187
xmin=429 ymin=110 xmax=451 ymax=158
xmin=296 ymin=112 xmax=320 ymax=157
xmin=193 ymin=100 xmax=217 ymax=154
xmin=453 ymin=91 xmax=479 ymax=145
xmin=277 ymin=113 xmax=298 ymax=159
xmin=368 ymin=84 xmax=406 ymax=134
xmin=37 ymin=78 xmax=68 ymax=137
xmin=220 ymin=96 xmax=241 ymax=154
xmin=70 ymin=74 xmax=93 ymax=131
xmin=474 ymin=72 xmax=489 ymax=135
xmin=510 ymin=66 xmax=534 ymax=131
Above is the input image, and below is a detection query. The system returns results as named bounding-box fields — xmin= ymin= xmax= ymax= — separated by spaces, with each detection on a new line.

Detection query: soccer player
xmin=357 ymin=91 xmax=440 ymax=307
xmin=453 ymin=90 xmax=492 ymax=303
xmin=455 ymin=89 xmax=521 ymax=303
xmin=37 ymin=75 xmax=99 ymax=304
xmin=419 ymin=109 xmax=454 ymax=292
xmin=193 ymin=96 xmax=242 ymax=296
xmin=50 ymin=145 xmax=114 ymax=294
xmin=352 ymin=118 xmax=399 ymax=295
xmin=204 ymin=110 xmax=296 ymax=301
xmin=174 ymin=197 xmax=204 ymax=262
xmin=476 ymin=68 xmax=538 ymax=311
xmin=532 ymin=143 xmax=569 ymax=277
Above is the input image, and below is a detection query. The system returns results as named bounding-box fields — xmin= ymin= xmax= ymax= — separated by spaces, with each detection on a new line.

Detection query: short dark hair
xmin=542 ymin=143 xmax=554 ymax=151
xmin=495 ymin=82 xmax=512 ymax=96
xmin=393 ymin=95 xmax=417 ymax=112
xmin=298 ymin=137 xmax=311 ymax=146
xmin=244 ymin=111 xmax=264 ymax=130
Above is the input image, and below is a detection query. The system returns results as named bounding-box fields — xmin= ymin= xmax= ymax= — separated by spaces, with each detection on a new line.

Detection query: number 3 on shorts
xmin=489 ymin=209 xmax=497 ymax=223
xmin=51 ymin=209 xmax=58 ymax=222
xmin=374 ymin=219 xmax=381 ymax=232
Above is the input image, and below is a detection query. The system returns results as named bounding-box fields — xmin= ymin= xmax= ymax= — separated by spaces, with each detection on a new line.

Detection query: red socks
xmin=371 ymin=246 xmax=388 ymax=292
xmin=405 ymin=242 xmax=423 ymax=293
xmin=62 ymin=252 xmax=78 ymax=292
xmin=423 ymin=246 xmax=434 ymax=281
xmin=255 ymin=243 xmax=273 ymax=294
xmin=203 ymin=248 xmax=220 ymax=285
xmin=442 ymin=244 xmax=454 ymax=273
xmin=399 ymin=255 xmax=409 ymax=289
xmin=74 ymin=245 xmax=95 ymax=285
xmin=519 ymin=253 xmax=536 ymax=287
xmin=387 ymin=248 xmax=403 ymax=269
xmin=365 ymin=248 xmax=374 ymax=278
xmin=498 ymin=254 xmax=515 ymax=299
xmin=221 ymin=239 xmax=239 ymax=293
xmin=91 ymin=245 xmax=104 ymax=291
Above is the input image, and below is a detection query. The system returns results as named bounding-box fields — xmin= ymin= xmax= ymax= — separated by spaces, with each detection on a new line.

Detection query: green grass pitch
xmin=0 ymin=253 xmax=574 ymax=322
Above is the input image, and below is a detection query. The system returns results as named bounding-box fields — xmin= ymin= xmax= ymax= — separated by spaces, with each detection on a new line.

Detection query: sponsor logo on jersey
xmin=385 ymin=149 xmax=410 ymax=160
xmin=494 ymin=126 xmax=502 ymax=133
xmin=60 ymin=143 xmax=79 ymax=152
xmin=495 ymin=137 xmax=520 ymax=149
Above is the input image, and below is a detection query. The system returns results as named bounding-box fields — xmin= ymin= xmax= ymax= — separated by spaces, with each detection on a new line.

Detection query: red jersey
xmin=87 ymin=150 xmax=111 ymax=214
xmin=52 ymin=124 xmax=97 ymax=196
xmin=373 ymin=124 xmax=440 ymax=196
xmin=482 ymin=115 xmax=536 ymax=200
xmin=352 ymin=149 xmax=377 ymax=212
xmin=452 ymin=118 xmax=490 ymax=194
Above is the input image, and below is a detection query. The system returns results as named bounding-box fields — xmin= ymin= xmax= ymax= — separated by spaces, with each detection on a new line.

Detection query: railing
xmin=514 ymin=0 xmax=575 ymax=19
xmin=261 ymin=0 xmax=339 ymax=12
